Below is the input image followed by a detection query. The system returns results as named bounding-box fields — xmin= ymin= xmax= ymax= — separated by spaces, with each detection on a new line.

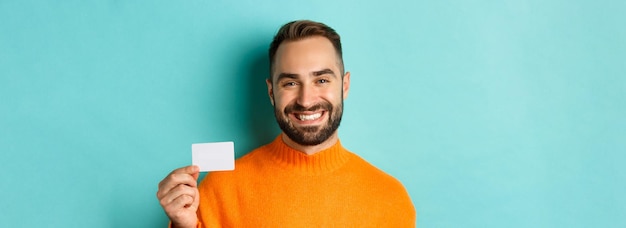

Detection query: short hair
xmin=268 ymin=20 xmax=343 ymax=81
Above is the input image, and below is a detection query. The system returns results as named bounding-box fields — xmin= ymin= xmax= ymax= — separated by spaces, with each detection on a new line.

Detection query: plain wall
xmin=1 ymin=0 xmax=625 ymax=227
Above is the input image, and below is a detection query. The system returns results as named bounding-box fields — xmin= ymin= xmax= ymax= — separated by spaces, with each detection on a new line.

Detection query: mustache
xmin=285 ymin=102 xmax=333 ymax=113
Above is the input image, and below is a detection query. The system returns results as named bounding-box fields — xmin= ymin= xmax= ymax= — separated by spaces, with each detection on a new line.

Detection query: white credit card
xmin=191 ymin=141 xmax=235 ymax=172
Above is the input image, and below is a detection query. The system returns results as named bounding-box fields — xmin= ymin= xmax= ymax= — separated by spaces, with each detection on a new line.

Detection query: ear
xmin=342 ymin=71 xmax=351 ymax=100
xmin=266 ymin=78 xmax=274 ymax=106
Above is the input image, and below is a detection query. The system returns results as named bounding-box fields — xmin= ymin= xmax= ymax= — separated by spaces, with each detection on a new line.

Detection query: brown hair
xmin=268 ymin=20 xmax=343 ymax=81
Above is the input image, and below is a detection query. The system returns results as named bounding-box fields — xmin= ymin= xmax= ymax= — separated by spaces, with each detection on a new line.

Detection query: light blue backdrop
xmin=1 ymin=1 xmax=624 ymax=227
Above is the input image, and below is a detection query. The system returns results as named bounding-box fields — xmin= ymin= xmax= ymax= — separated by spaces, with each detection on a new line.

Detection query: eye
xmin=318 ymin=79 xmax=329 ymax=84
xmin=282 ymin=81 xmax=297 ymax=87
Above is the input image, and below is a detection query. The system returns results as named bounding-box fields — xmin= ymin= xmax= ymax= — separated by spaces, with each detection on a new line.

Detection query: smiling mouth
xmin=294 ymin=112 xmax=323 ymax=121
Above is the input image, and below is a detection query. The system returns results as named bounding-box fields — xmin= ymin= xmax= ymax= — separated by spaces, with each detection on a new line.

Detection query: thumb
xmin=189 ymin=165 xmax=200 ymax=180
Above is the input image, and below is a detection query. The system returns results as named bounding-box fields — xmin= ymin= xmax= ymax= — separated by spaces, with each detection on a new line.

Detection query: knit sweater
xmin=195 ymin=136 xmax=416 ymax=227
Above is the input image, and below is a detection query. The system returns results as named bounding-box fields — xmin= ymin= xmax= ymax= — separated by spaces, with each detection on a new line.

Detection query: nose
xmin=296 ymin=84 xmax=316 ymax=108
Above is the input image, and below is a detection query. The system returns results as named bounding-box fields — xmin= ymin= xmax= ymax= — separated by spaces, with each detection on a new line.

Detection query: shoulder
xmin=344 ymin=150 xmax=417 ymax=222
xmin=343 ymin=151 xmax=413 ymax=201
xmin=347 ymin=152 xmax=406 ymax=188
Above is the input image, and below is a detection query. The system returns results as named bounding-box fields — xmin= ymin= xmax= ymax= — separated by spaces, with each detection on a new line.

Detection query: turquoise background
xmin=1 ymin=0 xmax=625 ymax=227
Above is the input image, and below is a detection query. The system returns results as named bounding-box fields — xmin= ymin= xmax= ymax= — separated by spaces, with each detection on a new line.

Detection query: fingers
xmin=157 ymin=165 xmax=200 ymax=198
xmin=161 ymin=186 xmax=199 ymax=227
xmin=159 ymin=184 xmax=198 ymax=209
xmin=168 ymin=165 xmax=199 ymax=180
xmin=156 ymin=165 xmax=200 ymax=228
xmin=173 ymin=165 xmax=199 ymax=176
xmin=191 ymin=186 xmax=200 ymax=208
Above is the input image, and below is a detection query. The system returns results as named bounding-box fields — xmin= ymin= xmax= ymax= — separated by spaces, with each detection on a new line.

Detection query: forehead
xmin=272 ymin=36 xmax=340 ymax=79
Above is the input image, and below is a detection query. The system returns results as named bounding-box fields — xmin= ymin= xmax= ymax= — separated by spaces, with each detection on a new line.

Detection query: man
xmin=157 ymin=20 xmax=416 ymax=227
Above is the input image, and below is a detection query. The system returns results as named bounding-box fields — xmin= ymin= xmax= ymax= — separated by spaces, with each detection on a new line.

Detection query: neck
xmin=281 ymin=132 xmax=339 ymax=155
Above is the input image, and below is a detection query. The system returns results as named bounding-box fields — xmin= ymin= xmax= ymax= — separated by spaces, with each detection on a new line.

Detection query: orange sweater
xmin=195 ymin=136 xmax=416 ymax=227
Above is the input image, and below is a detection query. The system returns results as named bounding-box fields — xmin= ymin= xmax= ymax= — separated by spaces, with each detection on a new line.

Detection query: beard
xmin=273 ymin=99 xmax=343 ymax=146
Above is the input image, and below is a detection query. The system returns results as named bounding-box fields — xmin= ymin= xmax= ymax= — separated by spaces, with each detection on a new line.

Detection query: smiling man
xmin=157 ymin=20 xmax=416 ymax=227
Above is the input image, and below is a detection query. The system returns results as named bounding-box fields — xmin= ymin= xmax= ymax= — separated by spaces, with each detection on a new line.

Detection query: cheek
xmin=322 ymin=88 xmax=343 ymax=103
xmin=272 ymin=94 xmax=291 ymax=110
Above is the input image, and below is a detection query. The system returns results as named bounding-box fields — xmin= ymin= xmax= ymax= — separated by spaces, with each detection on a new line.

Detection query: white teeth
xmin=298 ymin=113 xmax=322 ymax=121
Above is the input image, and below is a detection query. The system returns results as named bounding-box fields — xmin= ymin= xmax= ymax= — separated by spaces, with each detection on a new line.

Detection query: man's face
xmin=267 ymin=36 xmax=350 ymax=146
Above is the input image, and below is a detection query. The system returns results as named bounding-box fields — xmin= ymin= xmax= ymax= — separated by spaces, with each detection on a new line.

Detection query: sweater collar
xmin=265 ymin=135 xmax=352 ymax=175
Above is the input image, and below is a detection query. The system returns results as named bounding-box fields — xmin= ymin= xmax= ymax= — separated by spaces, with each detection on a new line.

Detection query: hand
xmin=157 ymin=165 xmax=200 ymax=228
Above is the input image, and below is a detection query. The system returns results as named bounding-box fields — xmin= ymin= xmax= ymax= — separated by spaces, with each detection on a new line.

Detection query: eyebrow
xmin=276 ymin=73 xmax=298 ymax=82
xmin=275 ymin=69 xmax=337 ymax=82
xmin=312 ymin=68 xmax=336 ymax=77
